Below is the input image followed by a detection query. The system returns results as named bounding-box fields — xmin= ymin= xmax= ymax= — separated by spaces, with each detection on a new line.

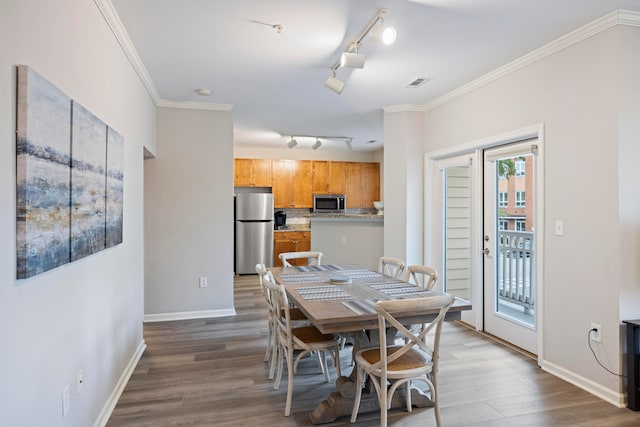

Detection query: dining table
xmin=269 ymin=264 xmax=472 ymax=424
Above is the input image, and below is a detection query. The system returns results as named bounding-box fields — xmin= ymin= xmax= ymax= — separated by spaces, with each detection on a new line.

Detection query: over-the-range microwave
xmin=313 ymin=194 xmax=346 ymax=213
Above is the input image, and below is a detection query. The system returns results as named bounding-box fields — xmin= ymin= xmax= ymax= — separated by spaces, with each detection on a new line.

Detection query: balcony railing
xmin=497 ymin=231 xmax=534 ymax=316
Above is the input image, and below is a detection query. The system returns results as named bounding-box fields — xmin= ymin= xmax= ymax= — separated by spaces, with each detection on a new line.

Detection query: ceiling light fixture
xmin=324 ymin=73 xmax=345 ymax=94
xmin=287 ymin=137 xmax=298 ymax=149
xmin=325 ymin=8 xmax=395 ymax=94
xmin=312 ymin=138 xmax=322 ymax=150
xmin=195 ymin=88 xmax=211 ymax=96
xmin=345 ymin=138 xmax=353 ymax=150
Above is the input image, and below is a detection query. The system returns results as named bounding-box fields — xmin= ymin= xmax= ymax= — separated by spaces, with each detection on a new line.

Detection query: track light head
xmin=341 ymin=52 xmax=365 ymax=69
xmin=369 ymin=22 xmax=397 ymax=45
xmin=312 ymin=138 xmax=322 ymax=150
xmin=287 ymin=138 xmax=297 ymax=149
xmin=324 ymin=75 xmax=345 ymax=94
xmin=345 ymin=138 xmax=353 ymax=150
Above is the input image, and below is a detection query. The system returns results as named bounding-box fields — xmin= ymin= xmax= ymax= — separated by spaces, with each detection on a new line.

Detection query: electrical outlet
xmin=199 ymin=277 xmax=208 ymax=288
xmin=62 ymin=384 xmax=70 ymax=417
xmin=590 ymin=323 xmax=602 ymax=343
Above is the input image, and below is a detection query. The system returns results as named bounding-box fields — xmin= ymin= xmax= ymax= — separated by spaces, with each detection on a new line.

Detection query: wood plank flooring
xmin=107 ymin=275 xmax=640 ymax=426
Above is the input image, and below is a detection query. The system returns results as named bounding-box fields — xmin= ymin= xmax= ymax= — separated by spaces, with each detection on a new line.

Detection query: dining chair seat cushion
xmin=292 ymin=326 xmax=340 ymax=345
xmin=358 ymin=346 xmax=432 ymax=374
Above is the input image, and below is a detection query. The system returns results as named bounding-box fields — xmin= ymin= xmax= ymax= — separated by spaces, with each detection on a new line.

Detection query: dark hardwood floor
xmin=107 ymin=274 xmax=640 ymax=426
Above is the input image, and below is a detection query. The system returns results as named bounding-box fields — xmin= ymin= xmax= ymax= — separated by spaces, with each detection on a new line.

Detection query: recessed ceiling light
xmin=195 ymin=88 xmax=211 ymax=96
xmin=406 ymin=78 xmax=430 ymax=88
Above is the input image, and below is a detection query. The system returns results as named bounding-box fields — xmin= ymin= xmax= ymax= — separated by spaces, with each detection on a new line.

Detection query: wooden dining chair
xmin=350 ymin=294 xmax=455 ymax=427
xmin=405 ymin=264 xmax=438 ymax=291
xmin=255 ymin=263 xmax=310 ymax=380
xmin=262 ymin=273 xmax=342 ymax=416
xmin=279 ymin=251 xmax=323 ymax=267
xmin=378 ymin=256 xmax=406 ymax=279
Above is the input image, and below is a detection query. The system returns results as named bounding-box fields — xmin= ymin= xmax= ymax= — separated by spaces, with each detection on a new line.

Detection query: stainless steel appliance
xmin=313 ymin=193 xmax=346 ymax=213
xmin=235 ymin=193 xmax=274 ymax=274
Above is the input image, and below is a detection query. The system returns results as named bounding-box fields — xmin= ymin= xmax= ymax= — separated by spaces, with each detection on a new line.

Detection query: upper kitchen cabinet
xmin=272 ymin=159 xmax=313 ymax=208
xmin=312 ymin=161 xmax=346 ymax=195
xmin=346 ymin=162 xmax=380 ymax=208
xmin=234 ymin=158 xmax=272 ymax=187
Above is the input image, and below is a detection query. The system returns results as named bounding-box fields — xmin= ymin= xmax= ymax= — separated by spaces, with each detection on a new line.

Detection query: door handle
xmin=483 ymin=248 xmax=490 ymax=255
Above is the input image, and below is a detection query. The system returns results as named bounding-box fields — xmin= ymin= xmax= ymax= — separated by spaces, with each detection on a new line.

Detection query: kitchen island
xmin=309 ymin=213 xmax=383 ymax=271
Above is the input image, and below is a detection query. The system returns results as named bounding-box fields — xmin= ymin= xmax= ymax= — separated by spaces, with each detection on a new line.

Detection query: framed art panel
xmin=70 ymin=101 xmax=107 ymax=261
xmin=106 ymin=126 xmax=124 ymax=248
xmin=16 ymin=65 xmax=72 ymax=279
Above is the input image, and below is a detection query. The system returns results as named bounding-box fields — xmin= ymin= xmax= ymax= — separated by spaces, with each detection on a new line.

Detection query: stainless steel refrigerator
xmin=234 ymin=192 xmax=274 ymax=274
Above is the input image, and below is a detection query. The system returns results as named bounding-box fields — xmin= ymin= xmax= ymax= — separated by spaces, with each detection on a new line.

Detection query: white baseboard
xmin=540 ymin=359 xmax=625 ymax=408
xmin=143 ymin=308 xmax=237 ymax=323
xmin=93 ymin=339 xmax=147 ymax=427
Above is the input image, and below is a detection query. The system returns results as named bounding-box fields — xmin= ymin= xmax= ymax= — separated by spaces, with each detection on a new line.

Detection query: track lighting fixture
xmin=324 ymin=8 xmax=396 ymax=93
xmin=340 ymin=51 xmax=365 ymax=69
xmin=324 ymin=73 xmax=345 ymax=94
xmin=285 ymin=135 xmax=351 ymax=150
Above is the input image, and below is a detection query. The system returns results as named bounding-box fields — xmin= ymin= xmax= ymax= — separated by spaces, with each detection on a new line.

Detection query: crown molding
xmin=94 ymin=0 xmax=160 ymax=104
xmin=383 ymin=104 xmax=427 ymax=113
xmin=423 ymin=9 xmax=640 ymax=112
xmin=156 ymin=100 xmax=234 ymax=111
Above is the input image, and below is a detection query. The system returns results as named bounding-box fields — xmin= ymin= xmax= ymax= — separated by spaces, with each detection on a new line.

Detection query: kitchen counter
xmin=307 ymin=213 xmax=383 ymax=221
xmin=274 ymin=224 xmax=311 ymax=232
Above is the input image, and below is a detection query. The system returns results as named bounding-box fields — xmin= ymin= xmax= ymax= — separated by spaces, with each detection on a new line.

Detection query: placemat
xmin=289 ymin=264 xmax=344 ymax=272
xmin=295 ymin=285 xmax=352 ymax=301
xmin=368 ymin=282 xmax=434 ymax=298
xmin=277 ymin=272 xmax=324 ymax=283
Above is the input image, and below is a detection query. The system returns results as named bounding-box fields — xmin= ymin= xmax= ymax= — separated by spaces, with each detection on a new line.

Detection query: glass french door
xmin=429 ymin=154 xmax=477 ymax=327
xmin=483 ymin=141 xmax=538 ymax=354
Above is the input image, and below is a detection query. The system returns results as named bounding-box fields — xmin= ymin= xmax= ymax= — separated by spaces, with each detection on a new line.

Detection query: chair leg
xmin=264 ymin=322 xmax=273 ymax=362
xmin=285 ymin=346 xmax=295 ymax=416
xmin=405 ymin=380 xmax=412 ymax=412
xmin=350 ymin=366 xmax=364 ymax=423
xmin=268 ymin=339 xmax=278 ymax=380
xmin=379 ymin=378 xmax=388 ymax=427
xmin=274 ymin=344 xmax=283 ymax=391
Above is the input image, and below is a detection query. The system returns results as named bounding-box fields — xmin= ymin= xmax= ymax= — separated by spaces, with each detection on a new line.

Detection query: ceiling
xmin=110 ymin=0 xmax=639 ymax=152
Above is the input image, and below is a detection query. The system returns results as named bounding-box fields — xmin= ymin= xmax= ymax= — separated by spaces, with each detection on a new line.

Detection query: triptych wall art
xmin=16 ymin=65 xmax=124 ymax=279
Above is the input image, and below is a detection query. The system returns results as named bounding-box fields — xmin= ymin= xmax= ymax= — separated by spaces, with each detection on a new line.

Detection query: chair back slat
xmin=368 ymin=294 xmax=455 ymax=373
xmin=279 ymin=251 xmax=323 ymax=267
xmin=405 ymin=264 xmax=438 ymax=291
xmin=378 ymin=256 xmax=406 ymax=279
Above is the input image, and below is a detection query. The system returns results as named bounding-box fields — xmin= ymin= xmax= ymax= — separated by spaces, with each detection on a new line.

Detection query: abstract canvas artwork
xmin=16 ymin=66 xmax=72 ymax=278
xmin=71 ymin=101 xmax=107 ymax=261
xmin=16 ymin=65 xmax=124 ymax=279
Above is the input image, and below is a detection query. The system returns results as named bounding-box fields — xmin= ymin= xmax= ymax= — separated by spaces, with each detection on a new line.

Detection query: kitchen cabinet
xmin=345 ymin=162 xmax=380 ymax=208
xmin=272 ymin=160 xmax=313 ymax=208
xmin=312 ymin=161 xmax=346 ymax=194
xmin=234 ymin=158 xmax=272 ymax=187
xmin=273 ymin=231 xmax=311 ymax=266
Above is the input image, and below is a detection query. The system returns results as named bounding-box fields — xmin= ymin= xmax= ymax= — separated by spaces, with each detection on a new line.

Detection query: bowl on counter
xmin=373 ymin=201 xmax=384 ymax=215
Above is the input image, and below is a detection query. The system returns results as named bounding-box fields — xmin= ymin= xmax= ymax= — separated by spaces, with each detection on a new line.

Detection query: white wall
xmin=144 ymin=107 xmax=235 ymax=320
xmin=0 ymin=1 xmax=155 ymax=426
xmin=422 ymin=23 xmax=640 ymax=402
xmin=383 ymin=111 xmax=424 ymax=265
xmin=617 ymin=25 xmax=640 ymax=322
xmin=310 ymin=219 xmax=384 ymax=271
